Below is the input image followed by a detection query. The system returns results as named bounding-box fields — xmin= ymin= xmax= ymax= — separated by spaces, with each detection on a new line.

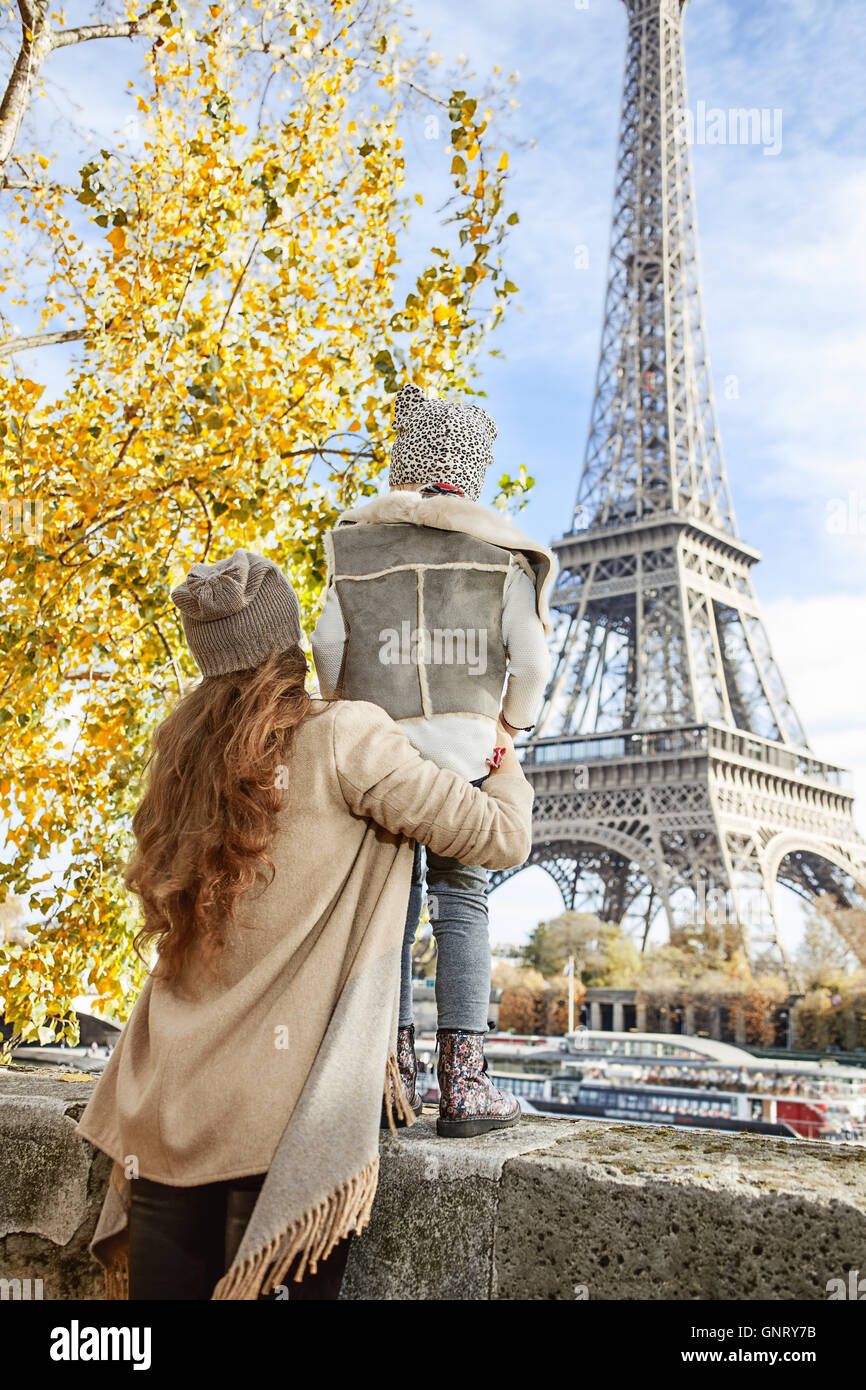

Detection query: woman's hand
xmin=485 ymin=720 xmax=524 ymax=778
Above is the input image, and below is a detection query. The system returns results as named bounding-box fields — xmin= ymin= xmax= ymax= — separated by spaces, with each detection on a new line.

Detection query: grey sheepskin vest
xmin=328 ymin=522 xmax=511 ymax=722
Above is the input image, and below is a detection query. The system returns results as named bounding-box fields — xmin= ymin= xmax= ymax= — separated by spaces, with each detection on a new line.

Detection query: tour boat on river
xmin=414 ymin=1030 xmax=866 ymax=1143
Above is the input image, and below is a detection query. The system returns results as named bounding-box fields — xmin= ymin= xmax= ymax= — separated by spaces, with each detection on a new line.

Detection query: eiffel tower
xmin=494 ymin=0 xmax=866 ymax=965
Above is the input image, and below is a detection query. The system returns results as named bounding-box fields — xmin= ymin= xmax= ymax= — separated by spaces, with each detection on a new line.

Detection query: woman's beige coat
xmin=76 ymin=697 xmax=533 ymax=1296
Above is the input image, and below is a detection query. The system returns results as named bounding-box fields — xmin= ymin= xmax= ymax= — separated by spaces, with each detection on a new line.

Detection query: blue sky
xmin=7 ymin=0 xmax=866 ymax=956
xmin=398 ymin=0 xmax=866 ymax=951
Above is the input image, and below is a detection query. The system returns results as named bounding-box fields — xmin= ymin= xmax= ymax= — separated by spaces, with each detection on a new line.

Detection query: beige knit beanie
xmin=171 ymin=550 xmax=303 ymax=677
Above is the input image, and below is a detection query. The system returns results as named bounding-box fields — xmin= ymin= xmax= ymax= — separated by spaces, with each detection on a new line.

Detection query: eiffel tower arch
xmin=492 ymin=0 xmax=866 ymax=966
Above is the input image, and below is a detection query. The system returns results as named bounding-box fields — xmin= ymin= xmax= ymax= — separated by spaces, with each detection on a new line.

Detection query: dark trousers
xmin=128 ymin=1173 xmax=353 ymax=1300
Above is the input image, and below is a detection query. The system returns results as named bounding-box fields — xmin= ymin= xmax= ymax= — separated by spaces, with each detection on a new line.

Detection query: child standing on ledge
xmin=312 ymin=382 xmax=555 ymax=1137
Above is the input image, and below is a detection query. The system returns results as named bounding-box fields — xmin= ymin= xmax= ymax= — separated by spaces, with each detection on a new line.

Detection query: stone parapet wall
xmin=2 ymin=1068 xmax=864 ymax=1301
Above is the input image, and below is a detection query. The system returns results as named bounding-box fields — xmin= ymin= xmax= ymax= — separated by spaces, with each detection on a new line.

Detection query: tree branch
xmin=1 ymin=6 xmax=142 ymax=171
xmin=187 ymin=479 xmax=213 ymax=563
xmin=1 ymin=176 xmax=76 ymax=194
xmin=152 ymin=620 xmax=183 ymax=697
xmin=218 ymin=234 xmax=262 ymax=338
xmin=51 ymin=19 xmax=140 ymax=49
xmin=0 ymin=327 xmax=86 ymax=356
xmin=16 ymin=0 xmax=39 ymax=29
xmin=54 ymin=482 xmax=180 ymax=562
xmin=0 ymin=0 xmax=52 ymax=170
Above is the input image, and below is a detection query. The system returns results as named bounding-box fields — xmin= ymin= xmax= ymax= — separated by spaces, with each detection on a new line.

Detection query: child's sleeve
xmin=310 ymin=585 xmax=347 ymax=699
xmin=501 ymin=562 xmax=551 ymax=731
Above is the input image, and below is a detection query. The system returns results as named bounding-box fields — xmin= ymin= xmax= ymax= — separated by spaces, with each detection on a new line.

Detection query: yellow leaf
xmin=433 ymin=304 xmax=451 ymax=323
xmin=137 ymin=97 xmax=150 ymax=113
xmin=466 ymin=142 xmax=479 ymax=160
xmin=106 ymin=227 xmax=127 ymax=255
xmin=414 ymin=193 xmax=423 ymax=205
xmin=497 ymin=151 xmax=509 ymax=171
xmin=37 ymin=155 xmax=50 ymax=169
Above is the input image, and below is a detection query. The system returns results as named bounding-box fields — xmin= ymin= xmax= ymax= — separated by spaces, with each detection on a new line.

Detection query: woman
xmin=76 ymin=548 xmax=533 ymax=1300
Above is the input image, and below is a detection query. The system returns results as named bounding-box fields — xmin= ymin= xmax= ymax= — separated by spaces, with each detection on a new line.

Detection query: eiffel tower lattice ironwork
xmin=493 ymin=0 xmax=866 ymax=965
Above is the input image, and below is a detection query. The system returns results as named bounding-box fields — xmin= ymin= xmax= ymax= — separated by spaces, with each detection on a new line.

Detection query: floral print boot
xmin=436 ymin=1029 xmax=521 ymax=1138
xmin=380 ymin=1024 xmax=424 ymax=1130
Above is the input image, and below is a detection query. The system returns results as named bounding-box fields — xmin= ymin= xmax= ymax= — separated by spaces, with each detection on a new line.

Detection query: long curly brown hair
xmin=127 ymin=646 xmax=311 ymax=981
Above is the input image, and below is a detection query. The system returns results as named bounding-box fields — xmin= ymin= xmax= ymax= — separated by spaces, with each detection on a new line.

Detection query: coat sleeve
xmin=332 ymin=702 xmax=534 ymax=871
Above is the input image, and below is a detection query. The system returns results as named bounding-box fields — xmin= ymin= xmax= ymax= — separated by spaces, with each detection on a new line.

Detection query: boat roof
xmin=478 ymin=1031 xmax=866 ymax=1080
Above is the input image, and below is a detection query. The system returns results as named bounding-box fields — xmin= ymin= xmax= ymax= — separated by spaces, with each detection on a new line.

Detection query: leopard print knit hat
xmin=388 ymin=382 xmax=497 ymax=502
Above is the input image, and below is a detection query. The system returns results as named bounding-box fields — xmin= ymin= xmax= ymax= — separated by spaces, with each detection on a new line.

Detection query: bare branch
xmin=0 ymin=176 xmax=76 ymax=193
xmin=0 ymin=327 xmax=86 ymax=356
xmin=51 ymin=20 xmax=140 ymax=49
xmin=354 ymin=61 xmax=451 ymax=110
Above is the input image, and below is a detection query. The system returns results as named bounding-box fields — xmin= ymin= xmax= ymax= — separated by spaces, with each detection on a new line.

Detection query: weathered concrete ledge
xmin=2 ymin=1067 xmax=865 ymax=1300
xmin=0 ymin=1069 xmax=112 ymax=1299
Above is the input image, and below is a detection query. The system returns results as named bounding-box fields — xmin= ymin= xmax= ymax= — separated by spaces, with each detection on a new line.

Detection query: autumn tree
xmin=799 ymin=897 xmax=866 ymax=975
xmin=521 ymin=910 xmax=641 ymax=987
xmin=0 ymin=0 xmax=522 ymax=1047
xmin=740 ymin=978 xmax=789 ymax=1047
xmin=545 ymin=979 xmax=584 ymax=1036
xmin=793 ymin=988 xmax=847 ymax=1052
xmin=497 ymin=985 xmax=535 ymax=1035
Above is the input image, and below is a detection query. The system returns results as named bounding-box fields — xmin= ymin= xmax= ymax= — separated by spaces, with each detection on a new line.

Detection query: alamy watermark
xmin=694 ymin=881 xmax=772 ymax=930
xmin=1 ymin=1277 xmax=44 ymax=1299
xmin=675 ymin=102 xmax=783 ymax=157
xmin=826 ymin=1269 xmax=866 ymax=1300
xmin=50 ymin=1322 xmax=152 ymax=1370
xmin=0 ymin=497 xmax=43 ymax=542
xmin=379 ymin=622 xmax=487 ymax=676
xmin=826 ymin=492 xmax=866 ymax=535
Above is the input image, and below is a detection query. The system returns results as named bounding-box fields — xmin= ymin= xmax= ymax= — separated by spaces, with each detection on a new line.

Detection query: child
xmin=312 ymin=383 xmax=556 ymax=1136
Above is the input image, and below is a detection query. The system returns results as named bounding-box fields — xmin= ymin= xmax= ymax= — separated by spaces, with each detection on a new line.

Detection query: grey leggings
xmin=399 ymin=840 xmax=491 ymax=1034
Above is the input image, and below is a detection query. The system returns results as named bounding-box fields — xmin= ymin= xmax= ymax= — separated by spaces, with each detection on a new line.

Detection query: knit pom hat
xmin=388 ymin=382 xmax=497 ymax=502
xmin=171 ymin=550 xmax=303 ymax=677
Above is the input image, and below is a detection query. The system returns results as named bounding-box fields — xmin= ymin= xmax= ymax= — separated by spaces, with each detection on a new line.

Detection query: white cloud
xmin=762 ymin=593 xmax=866 ymax=809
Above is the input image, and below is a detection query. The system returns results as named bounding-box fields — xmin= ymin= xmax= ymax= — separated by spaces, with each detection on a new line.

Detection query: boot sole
xmin=436 ymin=1110 xmax=522 ymax=1139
